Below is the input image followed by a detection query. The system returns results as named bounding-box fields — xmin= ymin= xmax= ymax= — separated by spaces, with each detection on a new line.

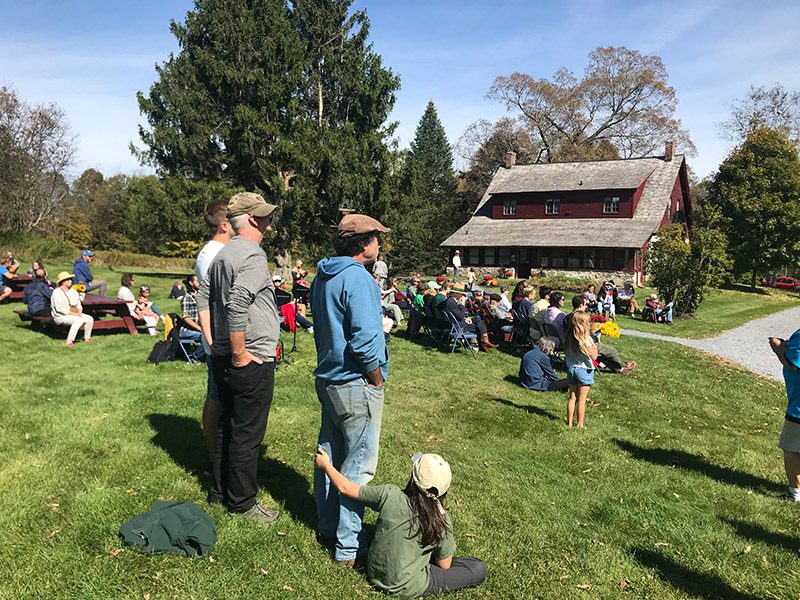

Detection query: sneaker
xmin=306 ymin=326 xmax=314 ymax=334
xmin=236 ymin=501 xmax=279 ymax=523
xmin=620 ymin=361 xmax=637 ymax=375
xmin=66 ymin=341 xmax=76 ymax=347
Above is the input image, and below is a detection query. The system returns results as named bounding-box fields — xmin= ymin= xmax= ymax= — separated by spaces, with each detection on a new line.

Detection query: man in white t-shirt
xmin=196 ymin=199 xmax=234 ymax=469
xmin=452 ymin=250 xmax=461 ymax=282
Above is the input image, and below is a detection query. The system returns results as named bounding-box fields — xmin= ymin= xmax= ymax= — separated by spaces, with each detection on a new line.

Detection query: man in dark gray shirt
xmin=197 ymin=191 xmax=281 ymax=523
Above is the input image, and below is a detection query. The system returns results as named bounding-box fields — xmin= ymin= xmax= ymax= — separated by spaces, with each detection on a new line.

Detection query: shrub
xmin=0 ymin=230 xmax=77 ymax=260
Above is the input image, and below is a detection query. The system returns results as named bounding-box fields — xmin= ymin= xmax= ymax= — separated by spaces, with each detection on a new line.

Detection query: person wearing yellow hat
xmin=50 ymin=272 xmax=94 ymax=346
xmin=314 ymin=448 xmax=486 ymax=597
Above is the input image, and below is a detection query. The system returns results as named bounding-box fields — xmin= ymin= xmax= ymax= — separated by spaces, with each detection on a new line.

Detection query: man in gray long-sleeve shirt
xmin=197 ymin=191 xmax=281 ymax=523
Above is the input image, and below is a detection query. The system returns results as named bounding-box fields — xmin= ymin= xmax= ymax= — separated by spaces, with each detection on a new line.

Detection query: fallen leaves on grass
xmin=743 ymin=545 xmax=752 ymax=554
xmin=260 ymin=568 xmax=269 ymax=576
xmin=24 ymin=432 xmax=30 ymax=440
xmin=277 ymin=531 xmax=287 ymax=537
xmin=282 ymin=584 xmax=294 ymax=592
xmin=655 ymin=542 xmax=670 ymax=548
xmin=576 ymin=583 xmax=591 ymax=590
xmin=107 ymin=548 xmax=124 ymax=558
xmin=47 ymin=529 xmax=60 ymax=539
xmin=619 ymin=578 xmax=631 ymax=590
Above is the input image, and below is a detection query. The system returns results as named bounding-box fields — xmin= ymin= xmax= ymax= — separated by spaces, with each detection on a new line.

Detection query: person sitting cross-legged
xmin=179 ymin=274 xmax=206 ymax=362
xmin=50 ymin=271 xmax=94 ymax=346
xmin=519 ymin=337 xmax=569 ymax=392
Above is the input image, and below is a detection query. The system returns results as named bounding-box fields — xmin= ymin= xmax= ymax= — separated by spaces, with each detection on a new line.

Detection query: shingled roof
xmin=442 ymin=155 xmax=684 ymax=249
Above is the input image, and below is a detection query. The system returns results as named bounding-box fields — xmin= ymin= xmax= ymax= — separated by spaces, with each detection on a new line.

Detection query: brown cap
xmin=227 ymin=192 xmax=278 ymax=218
xmin=336 ymin=213 xmax=390 ymax=238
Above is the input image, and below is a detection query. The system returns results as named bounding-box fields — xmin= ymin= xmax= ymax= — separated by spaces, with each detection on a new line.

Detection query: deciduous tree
xmin=721 ymin=84 xmax=800 ymax=148
xmin=488 ymin=47 xmax=695 ymax=162
xmin=0 ymin=87 xmax=76 ymax=231
xmin=705 ymin=127 xmax=800 ymax=287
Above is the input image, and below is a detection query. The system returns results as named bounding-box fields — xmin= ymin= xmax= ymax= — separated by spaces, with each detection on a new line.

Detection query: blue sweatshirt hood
xmin=315 ymin=256 xmax=363 ymax=279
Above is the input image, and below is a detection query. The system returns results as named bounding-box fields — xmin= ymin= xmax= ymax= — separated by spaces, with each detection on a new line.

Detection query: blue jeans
xmin=314 ymin=377 xmax=384 ymax=561
xmin=179 ymin=329 xmax=206 ymax=361
xmin=656 ymin=302 xmax=673 ymax=323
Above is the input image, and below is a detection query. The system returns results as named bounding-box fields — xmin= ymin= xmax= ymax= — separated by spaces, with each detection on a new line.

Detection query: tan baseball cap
xmin=412 ymin=453 xmax=452 ymax=498
xmin=227 ymin=192 xmax=278 ymax=218
xmin=336 ymin=213 xmax=390 ymax=238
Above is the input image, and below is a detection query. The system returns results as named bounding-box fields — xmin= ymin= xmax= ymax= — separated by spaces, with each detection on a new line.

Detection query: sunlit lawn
xmin=1 ymin=264 xmax=797 ymax=598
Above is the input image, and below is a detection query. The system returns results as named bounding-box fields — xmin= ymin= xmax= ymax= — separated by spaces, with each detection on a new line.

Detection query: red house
xmin=441 ymin=142 xmax=692 ymax=285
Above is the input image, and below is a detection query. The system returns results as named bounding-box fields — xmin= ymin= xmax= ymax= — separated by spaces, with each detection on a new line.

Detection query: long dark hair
xmin=512 ymin=281 xmax=526 ymax=303
xmin=403 ymin=478 xmax=450 ymax=547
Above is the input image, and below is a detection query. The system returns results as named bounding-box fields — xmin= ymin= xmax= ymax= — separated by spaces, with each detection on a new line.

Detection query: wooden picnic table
xmin=6 ymin=274 xmax=33 ymax=301
xmin=81 ymin=294 xmax=140 ymax=335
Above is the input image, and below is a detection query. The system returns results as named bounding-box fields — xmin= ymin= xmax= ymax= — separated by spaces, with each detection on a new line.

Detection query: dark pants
xmin=461 ymin=314 xmax=487 ymax=336
xmin=426 ymin=557 xmax=487 ymax=595
xmin=547 ymin=378 xmax=570 ymax=392
xmin=596 ymin=341 xmax=623 ymax=371
xmin=210 ymin=356 xmax=275 ymax=513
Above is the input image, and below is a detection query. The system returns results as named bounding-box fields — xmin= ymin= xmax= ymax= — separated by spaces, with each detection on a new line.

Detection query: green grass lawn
xmin=1 ymin=265 xmax=798 ymax=598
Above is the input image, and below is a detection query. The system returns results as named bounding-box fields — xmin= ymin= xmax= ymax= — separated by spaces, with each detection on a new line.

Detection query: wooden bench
xmin=15 ymin=309 xmax=55 ymax=328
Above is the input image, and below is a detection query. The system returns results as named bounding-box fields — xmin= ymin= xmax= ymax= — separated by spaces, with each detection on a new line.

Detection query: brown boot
xmin=479 ymin=333 xmax=496 ymax=351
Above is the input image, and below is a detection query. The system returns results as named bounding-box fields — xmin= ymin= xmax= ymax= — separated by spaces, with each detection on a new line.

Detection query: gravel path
xmin=622 ymin=306 xmax=800 ymax=381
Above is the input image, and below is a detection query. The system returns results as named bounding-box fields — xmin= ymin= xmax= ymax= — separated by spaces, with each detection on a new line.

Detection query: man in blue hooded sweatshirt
xmin=312 ymin=213 xmax=391 ymax=567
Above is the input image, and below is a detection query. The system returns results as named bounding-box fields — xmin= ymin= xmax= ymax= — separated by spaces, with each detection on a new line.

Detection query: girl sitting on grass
xmin=565 ymin=311 xmax=598 ymax=428
xmin=314 ymin=448 xmax=487 ymax=598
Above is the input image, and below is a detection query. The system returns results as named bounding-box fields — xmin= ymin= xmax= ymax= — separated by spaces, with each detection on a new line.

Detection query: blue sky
xmin=1 ymin=0 xmax=798 ymax=180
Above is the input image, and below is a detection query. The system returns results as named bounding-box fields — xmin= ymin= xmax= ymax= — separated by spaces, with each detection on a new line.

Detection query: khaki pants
xmin=53 ymin=313 xmax=94 ymax=343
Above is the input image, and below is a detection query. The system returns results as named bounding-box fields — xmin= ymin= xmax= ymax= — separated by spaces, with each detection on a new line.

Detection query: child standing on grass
xmin=565 ymin=311 xmax=598 ymax=428
xmin=314 ymin=448 xmax=487 ymax=598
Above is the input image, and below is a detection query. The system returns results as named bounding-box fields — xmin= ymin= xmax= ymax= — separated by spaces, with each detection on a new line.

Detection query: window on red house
xmin=546 ymin=199 xmax=560 ymax=214
xmin=467 ymin=247 xmax=479 ymax=265
xmin=603 ymin=196 xmax=620 ymax=213
xmin=503 ymin=200 xmax=517 ymax=215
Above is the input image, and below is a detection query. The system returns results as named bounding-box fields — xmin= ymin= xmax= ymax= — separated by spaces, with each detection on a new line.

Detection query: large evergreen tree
xmin=134 ymin=0 xmax=399 ymax=257
xmin=705 ymin=127 xmax=800 ymax=287
xmin=387 ymin=101 xmax=459 ymax=273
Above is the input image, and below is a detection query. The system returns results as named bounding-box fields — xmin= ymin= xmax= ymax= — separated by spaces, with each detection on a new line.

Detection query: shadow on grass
xmin=631 ymin=547 xmax=762 ymax=600
xmin=147 ymin=413 xmax=317 ymax=529
xmin=721 ymin=518 xmax=800 ymax=554
xmin=613 ymin=439 xmax=783 ymax=495
xmin=491 ymin=397 xmax=559 ymax=421
xmin=258 ymin=456 xmax=316 ymax=530
xmin=148 ymin=413 xmax=207 ymax=477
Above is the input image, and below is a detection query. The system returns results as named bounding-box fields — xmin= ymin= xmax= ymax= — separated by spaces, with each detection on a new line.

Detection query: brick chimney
xmin=664 ymin=140 xmax=675 ymax=161
xmin=503 ymin=151 xmax=517 ymax=169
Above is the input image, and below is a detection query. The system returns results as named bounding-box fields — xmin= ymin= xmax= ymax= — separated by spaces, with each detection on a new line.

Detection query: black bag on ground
xmin=147 ymin=313 xmax=182 ymax=364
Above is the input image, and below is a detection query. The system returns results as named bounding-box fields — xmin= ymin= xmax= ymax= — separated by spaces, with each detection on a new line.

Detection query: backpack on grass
xmin=147 ymin=313 xmax=182 ymax=365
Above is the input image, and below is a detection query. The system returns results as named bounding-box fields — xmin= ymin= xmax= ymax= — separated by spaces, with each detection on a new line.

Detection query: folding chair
xmin=443 ymin=311 xmax=478 ymax=357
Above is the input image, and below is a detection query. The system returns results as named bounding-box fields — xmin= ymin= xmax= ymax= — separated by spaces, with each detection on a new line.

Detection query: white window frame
xmin=603 ymin=196 xmax=620 ymax=214
xmin=545 ymin=198 xmax=560 ymax=215
xmin=503 ymin=200 xmax=517 ymax=216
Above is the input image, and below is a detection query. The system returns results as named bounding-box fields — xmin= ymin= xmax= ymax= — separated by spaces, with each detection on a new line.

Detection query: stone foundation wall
xmin=447 ymin=265 xmax=637 ymax=284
